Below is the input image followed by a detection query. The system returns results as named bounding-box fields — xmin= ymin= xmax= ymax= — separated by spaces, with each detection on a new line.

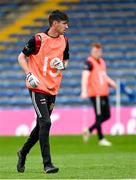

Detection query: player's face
xmin=91 ymin=47 xmax=103 ymax=59
xmin=54 ymin=20 xmax=68 ymax=35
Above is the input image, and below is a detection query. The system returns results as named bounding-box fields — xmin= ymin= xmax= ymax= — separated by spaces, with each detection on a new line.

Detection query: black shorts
xmin=90 ymin=96 xmax=110 ymax=122
xmin=29 ymin=90 xmax=56 ymax=118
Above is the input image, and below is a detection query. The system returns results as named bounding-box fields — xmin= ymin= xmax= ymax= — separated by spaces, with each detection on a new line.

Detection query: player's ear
xmin=52 ymin=20 xmax=58 ymax=27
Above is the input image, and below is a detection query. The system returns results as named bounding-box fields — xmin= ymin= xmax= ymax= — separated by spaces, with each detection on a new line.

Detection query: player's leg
xmin=17 ymin=91 xmax=40 ymax=173
xmin=17 ymin=122 xmax=39 ymax=172
xmin=83 ymin=97 xmax=103 ymax=142
xmin=19 ymin=121 xmax=39 ymax=155
xmin=101 ymin=96 xmax=110 ymax=122
xmin=44 ymin=94 xmax=59 ymax=173
xmin=98 ymin=96 xmax=112 ymax=146
xmin=47 ymin=95 xmax=56 ymax=116
xmin=90 ymin=96 xmax=111 ymax=146
xmin=90 ymin=96 xmax=104 ymax=139
xmin=31 ymin=91 xmax=58 ymax=173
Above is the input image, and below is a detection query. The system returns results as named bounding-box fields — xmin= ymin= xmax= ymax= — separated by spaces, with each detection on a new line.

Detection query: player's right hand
xmin=80 ymin=92 xmax=88 ymax=99
xmin=26 ymin=72 xmax=40 ymax=88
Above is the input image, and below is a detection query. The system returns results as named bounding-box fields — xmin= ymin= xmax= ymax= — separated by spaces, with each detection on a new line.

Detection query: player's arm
xmin=63 ymin=38 xmax=69 ymax=69
xmin=18 ymin=52 xmax=29 ymax=74
xmin=18 ymin=36 xmax=40 ymax=88
xmin=18 ymin=36 xmax=36 ymax=74
xmin=63 ymin=60 xmax=69 ymax=69
xmin=81 ymin=70 xmax=90 ymax=98
xmin=80 ymin=61 xmax=93 ymax=98
xmin=106 ymin=75 xmax=117 ymax=89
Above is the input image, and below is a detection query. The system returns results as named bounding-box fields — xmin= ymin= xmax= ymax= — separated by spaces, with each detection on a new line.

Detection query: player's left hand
xmin=51 ymin=58 xmax=65 ymax=70
xmin=112 ymin=82 xmax=117 ymax=89
xmin=110 ymin=79 xmax=117 ymax=89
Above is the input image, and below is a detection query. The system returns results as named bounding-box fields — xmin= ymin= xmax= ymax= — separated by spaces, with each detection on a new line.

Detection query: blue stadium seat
xmin=0 ymin=0 xmax=136 ymax=108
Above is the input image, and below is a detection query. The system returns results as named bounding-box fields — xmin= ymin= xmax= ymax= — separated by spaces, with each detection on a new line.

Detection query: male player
xmin=17 ymin=10 xmax=69 ymax=173
xmin=81 ymin=43 xmax=116 ymax=146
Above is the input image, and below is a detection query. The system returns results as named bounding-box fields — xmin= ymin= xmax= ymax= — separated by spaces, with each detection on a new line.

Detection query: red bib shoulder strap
xmin=34 ymin=34 xmax=42 ymax=54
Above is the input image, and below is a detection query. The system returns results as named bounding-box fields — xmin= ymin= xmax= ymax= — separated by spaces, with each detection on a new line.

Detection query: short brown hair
xmin=91 ymin=43 xmax=102 ymax=49
xmin=49 ymin=10 xmax=69 ymax=26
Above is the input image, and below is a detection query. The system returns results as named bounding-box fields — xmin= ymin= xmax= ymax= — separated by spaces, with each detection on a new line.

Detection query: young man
xmin=81 ymin=43 xmax=116 ymax=146
xmin=17 ymin=10 xmax=69 ymax=174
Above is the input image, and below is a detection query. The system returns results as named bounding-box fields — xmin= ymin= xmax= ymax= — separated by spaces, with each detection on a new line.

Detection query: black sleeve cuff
xmin=83 ymin=61 xmax=93 ymax=71
xmin=22 ymin=36 xmax=36 ymax=57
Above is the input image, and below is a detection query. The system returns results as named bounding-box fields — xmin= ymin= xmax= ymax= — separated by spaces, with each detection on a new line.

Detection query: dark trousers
xmin=20 ymin=90 xmax=56 ymax=167
xmin=89 ymin=96 xmax=110 ymax=140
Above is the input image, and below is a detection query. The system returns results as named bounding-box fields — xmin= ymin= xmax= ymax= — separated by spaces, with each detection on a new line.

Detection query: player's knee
xmin=96 ymin=116 xmax=102 ymax=124
xmin=107 ymin=113 xmax=110 ymax=119
xmin=104 ymin=112 xmax=110 ymax=121
xmin=106 ymin=112 xmax=111 ymax=120
xmin=45 ymin=120 xmax=51 ymax=128
xmin=39 ymin=118 xmax=51 ymax=128
xmin=96 ymin=119 xmax=101 ymax=126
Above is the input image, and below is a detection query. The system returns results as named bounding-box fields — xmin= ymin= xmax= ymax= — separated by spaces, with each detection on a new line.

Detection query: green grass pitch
xmin=0 ymin=135 xmax=136 ymax=179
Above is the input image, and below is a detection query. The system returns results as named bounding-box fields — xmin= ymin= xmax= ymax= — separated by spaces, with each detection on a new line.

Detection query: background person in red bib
xmin=81 ymin=43 xmax=116 ymax=146
xmin=17 ymin=10 xmax=69 ymax=174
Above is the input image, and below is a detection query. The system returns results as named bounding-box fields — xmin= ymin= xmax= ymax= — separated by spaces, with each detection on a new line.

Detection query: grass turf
xmin=0 ymin=135 xmax=136 ymax=179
